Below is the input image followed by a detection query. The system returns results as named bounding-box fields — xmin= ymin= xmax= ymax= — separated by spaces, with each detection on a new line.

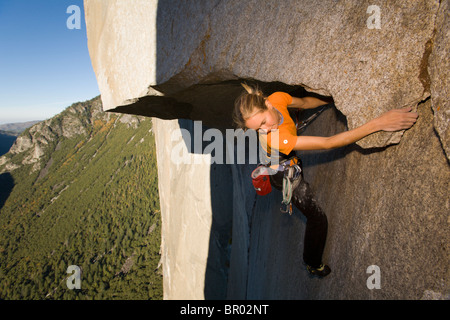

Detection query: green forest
xmin=0 ymin=97 xmax=163 ymax=299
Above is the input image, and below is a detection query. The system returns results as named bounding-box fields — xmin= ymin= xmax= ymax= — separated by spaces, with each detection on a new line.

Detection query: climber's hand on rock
xmin=374 ymin=107 xmax=418 ymax=132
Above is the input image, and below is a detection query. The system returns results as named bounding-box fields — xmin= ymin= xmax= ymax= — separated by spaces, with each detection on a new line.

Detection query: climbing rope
xmin=295 ymin=105 xmax=330 ymax=135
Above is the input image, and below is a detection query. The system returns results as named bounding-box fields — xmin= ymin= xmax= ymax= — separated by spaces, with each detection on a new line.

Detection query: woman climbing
xmin=233 ymin=83 xmax=418 ymax=278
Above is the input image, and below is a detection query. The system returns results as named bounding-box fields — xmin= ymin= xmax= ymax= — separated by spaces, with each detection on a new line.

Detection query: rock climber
xmin=233 ymin=83 xmax=418 ymax=277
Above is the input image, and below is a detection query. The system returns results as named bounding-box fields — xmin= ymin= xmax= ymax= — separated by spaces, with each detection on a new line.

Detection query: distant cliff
xmin=84 ymin=0 xmax=449 ymax=299
xmin=0 ymin=131 xmax=16 ymax=157
xmin=0 ymin=121 xmax=40 ymax=156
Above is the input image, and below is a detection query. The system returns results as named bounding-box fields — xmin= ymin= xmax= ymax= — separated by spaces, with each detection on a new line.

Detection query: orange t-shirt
xmin=259 ymin=92 xmax=297 ymax=158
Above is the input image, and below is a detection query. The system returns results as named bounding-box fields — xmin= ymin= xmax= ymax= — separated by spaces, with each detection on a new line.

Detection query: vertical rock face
xmin=152 ymin=118 xmax=233 ymax=299
xmin=234 ymin=99 xmax=449 ymax=299
xmin=428 ymin=0 xmax=450 ymax=159
xmin=84 ymin=0 xmax=449 ymax=299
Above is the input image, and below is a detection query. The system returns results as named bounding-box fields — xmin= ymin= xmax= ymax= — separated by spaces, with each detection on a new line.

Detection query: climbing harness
xmin=251 ymin=156 xmax=302 ymax=215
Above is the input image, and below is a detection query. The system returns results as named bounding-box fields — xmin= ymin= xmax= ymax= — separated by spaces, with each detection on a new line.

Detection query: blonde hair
xmin=233 ymin=83 xmax=267 ymax=130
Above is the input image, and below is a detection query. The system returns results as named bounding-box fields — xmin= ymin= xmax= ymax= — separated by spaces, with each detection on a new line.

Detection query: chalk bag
xmin=251 ymin=165 xmax=272 ymax=196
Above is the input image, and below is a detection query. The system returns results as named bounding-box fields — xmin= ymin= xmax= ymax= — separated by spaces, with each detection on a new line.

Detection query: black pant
xmin=269 ymin=168 xmax=328 ymax=268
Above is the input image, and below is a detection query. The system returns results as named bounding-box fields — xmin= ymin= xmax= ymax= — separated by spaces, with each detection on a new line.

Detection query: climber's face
xmin=245 ymin=100 xmax=280 ymax=133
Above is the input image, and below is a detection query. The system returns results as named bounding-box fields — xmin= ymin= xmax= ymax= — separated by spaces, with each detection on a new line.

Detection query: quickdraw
xmin=279 ymin=157 xmax=302 ymax=215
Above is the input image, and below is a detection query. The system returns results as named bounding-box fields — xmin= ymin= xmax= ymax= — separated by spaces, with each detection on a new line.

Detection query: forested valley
xmin=0 ymin=96 xmax=162 ymax=299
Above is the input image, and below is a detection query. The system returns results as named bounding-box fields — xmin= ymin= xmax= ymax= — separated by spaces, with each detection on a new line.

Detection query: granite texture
xmin=84 ymin=0 xmax=449 ymax=299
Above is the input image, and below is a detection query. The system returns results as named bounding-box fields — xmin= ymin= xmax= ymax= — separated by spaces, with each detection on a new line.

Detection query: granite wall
xmin=84 ymin=0 xmax=449 ymax=299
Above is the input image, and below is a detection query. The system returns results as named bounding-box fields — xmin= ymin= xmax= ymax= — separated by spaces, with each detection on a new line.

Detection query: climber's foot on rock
xmin=306 ymin=263 xmax=331 ymax=278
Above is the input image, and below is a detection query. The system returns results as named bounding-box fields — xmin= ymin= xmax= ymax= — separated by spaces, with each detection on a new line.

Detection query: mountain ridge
xmin=0 ymin=121 xmax=42 ymax=135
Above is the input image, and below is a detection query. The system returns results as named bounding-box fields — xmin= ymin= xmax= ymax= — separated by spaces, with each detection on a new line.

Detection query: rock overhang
xmin=84 ymin=0 xmax=449 ymax=158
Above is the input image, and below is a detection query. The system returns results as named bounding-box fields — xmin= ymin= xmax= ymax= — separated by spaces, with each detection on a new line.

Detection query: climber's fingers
xmin=376 ymin=107 xmax=418 ymax=132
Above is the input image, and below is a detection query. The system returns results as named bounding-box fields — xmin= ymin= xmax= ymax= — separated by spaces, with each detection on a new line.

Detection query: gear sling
xmin=251 ymin=156 xmax=302 ymax=215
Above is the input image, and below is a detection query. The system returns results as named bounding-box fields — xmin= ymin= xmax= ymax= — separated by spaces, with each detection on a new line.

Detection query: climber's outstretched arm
xmin=293 ymin=107 xmax=418 ymax=151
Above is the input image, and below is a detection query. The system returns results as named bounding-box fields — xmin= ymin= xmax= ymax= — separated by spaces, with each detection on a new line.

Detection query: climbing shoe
xmin=306 ymin=263 xmax=331 ymax=278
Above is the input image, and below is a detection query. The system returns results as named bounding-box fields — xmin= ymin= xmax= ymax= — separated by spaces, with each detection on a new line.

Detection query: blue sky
xmin=0 ymin=0 xmax=100 ymax=124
